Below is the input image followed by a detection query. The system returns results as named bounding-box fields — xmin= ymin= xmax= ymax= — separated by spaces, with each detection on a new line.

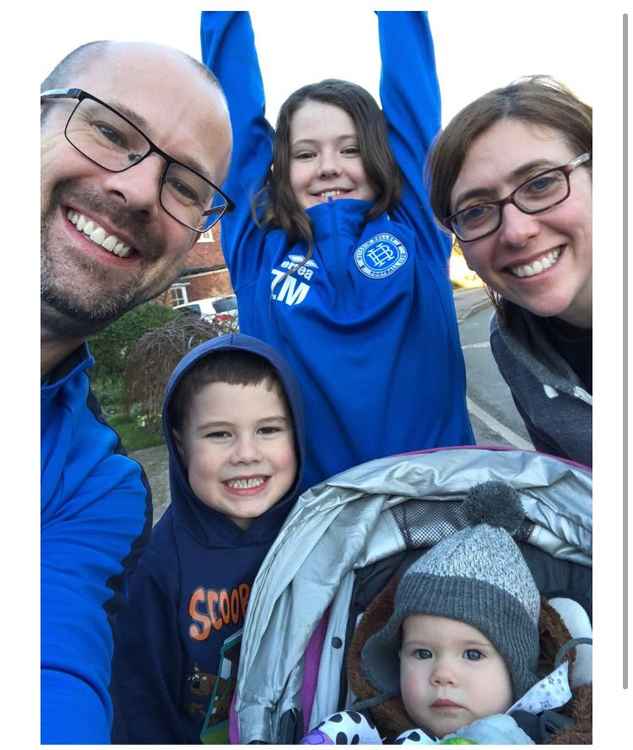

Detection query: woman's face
xmin=288 ymin=100 xmax=376 ymax=210
xmin=450 ymin=119 xmax=592 ymax=327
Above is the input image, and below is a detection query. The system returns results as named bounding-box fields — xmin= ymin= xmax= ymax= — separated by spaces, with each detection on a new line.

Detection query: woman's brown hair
xmin=427 ymin=75 xmax=592 ymax=318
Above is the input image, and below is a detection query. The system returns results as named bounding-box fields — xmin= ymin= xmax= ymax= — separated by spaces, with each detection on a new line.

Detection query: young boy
xmin=111 ymin=333 xmax=305 ymax=744
xmin=303 ymin=483 xmax=580 ymax=745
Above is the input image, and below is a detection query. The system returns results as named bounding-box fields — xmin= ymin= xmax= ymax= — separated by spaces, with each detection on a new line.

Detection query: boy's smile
xmin=175 ymin=381 xmax=297 ymax=529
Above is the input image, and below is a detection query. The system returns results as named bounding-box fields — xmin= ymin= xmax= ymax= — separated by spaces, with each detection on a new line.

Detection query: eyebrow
xmin=452 ymin=159 xmax=562 ymax=211
xmin=292 ymin=134 xmax=358 ymax=148
xmin=196 ymin=415 xmax=288 ymax=431
xmin=108 ymin=97 xmax=213 ymax=182
xmin=403 ymin=639 xmax=491 ymax=648
xmin=107 ymin=97 xmax=151 ymax=133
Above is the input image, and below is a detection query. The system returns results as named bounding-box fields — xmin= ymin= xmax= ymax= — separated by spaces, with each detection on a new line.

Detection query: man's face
xmin=41 ymin=43 xmax=232 ymax=336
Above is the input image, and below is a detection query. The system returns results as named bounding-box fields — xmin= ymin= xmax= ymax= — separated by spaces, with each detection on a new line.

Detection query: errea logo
xmin=271 ymin=254 xmax=318 ymax=306
xmin=354 ymin=233 xmax=408 ymax=279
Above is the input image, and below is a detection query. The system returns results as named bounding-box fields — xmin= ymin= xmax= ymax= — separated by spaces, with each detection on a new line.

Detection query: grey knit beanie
xmin=362 ymin=481 xmax=541 ymax=701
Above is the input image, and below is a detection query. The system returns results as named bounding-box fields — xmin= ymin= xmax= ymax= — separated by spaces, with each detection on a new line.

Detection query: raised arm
xmin=378 ymin=11 xmax=450 ymax=260
xmin=200 ymin=11 xmax=272 ymax=275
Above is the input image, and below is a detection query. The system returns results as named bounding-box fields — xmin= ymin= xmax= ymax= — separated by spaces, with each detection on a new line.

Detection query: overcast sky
xmin=36 ymin=3 xmax=602 ymax=126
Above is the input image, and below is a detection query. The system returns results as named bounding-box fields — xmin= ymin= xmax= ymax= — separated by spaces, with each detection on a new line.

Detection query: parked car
xmin=175 ymin=295 xmax=238 ymax=324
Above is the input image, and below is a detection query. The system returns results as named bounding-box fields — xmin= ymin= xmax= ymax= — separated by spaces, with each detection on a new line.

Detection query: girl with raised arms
xmin=201 ymin=12 xmax=474 ymax=490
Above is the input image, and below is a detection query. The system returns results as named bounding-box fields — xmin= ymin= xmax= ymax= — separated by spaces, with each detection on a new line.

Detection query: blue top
xmin=110 ymin=333 xmax=306 ymax=744
xmin=41 ymin=344 xmax=152 ymax=743
xmin=200 ymin=11 xmax=474 ymax=491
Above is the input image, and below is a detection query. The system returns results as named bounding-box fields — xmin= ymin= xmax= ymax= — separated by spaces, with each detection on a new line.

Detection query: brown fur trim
xmin=347 ymin=575 xmax=414 ymax=738
xmin=549 ymin=684 xmax=592 ymax=744
xmin=347 ymin=573 xmax=591 ymax=743
xmin=538 ymin=598 xmax=574 ymax=676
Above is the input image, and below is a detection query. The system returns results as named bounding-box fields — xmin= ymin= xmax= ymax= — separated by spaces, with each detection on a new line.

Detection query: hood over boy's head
xmin=163 ymin=334 xmax=305 ymax=535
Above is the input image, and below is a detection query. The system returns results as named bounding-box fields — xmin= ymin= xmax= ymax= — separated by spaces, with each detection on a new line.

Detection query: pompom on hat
xmin=361 ymin=481 xmax=541 ymax=701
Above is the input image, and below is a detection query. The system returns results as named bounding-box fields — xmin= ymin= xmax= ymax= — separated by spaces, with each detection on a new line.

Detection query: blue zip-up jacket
xmin=201 ymin=11 xmax=474 ymax=491
xmin=41 ymin=344 xmax=152 ymax=743
xmin=110 ymin=334 xmax=305 ymax=744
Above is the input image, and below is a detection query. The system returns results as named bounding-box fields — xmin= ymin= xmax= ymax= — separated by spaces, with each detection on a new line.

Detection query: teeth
xmin=510 ymin=248 xmax=561 ymax=278
xmin=101 ymin=235 xmax=117 ymax=251
xmin=112 ymin=243 xmax=131 ymax=258
xmin=321 ymin=190 xmax=343 ymax=198
xmin=90 ymin=227 xmax=106 ymax=244
xmin=67 ymin=210 xmax=132 ymax=257
xmin=226 ymin=477 xmax=266 ymax=490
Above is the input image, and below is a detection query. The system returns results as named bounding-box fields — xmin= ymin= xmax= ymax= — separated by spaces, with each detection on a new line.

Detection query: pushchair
xmin=228 ymin=447 xmax=592 ymax=744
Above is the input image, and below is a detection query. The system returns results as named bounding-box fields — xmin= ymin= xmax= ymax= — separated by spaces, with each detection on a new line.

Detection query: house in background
xmin=157 ymin=223 xmax=234 ymax=309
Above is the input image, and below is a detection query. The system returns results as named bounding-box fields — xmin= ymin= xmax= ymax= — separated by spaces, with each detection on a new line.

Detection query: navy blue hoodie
xmin=111 ymin=334 xmax=305 ymax=744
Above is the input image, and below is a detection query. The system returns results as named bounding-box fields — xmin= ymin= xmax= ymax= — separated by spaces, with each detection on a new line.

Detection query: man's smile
xmin=67 ymin=209 xmax=133 ymax=257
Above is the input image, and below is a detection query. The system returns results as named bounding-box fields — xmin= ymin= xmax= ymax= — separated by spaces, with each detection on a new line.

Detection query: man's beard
xmin=41 ymin=180 xmax=173 ymax=338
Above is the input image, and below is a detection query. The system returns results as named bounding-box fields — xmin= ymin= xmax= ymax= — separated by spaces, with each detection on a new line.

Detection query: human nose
xmin=497 ymin=202 xmax=540 ymax=247
xmin=430 ymin=657 xmax=457 ymax=686
xmin=318 ymin=150 xmax=341 ymax=178
xmin=102 ymin=153 xmax=165 ymax=218
xmin=230 ymin=433 xmax=261 ymax=464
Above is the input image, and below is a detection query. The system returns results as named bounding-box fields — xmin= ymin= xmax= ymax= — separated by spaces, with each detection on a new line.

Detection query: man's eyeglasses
xmin=40 ymin=88 xmax=234 ymax=233
xmin=445 ymin=152 xmax=591 ymax=243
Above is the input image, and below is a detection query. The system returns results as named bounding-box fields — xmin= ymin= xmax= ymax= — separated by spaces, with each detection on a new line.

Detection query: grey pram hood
xmin=233 ymin=448 xmax=592 ymax=744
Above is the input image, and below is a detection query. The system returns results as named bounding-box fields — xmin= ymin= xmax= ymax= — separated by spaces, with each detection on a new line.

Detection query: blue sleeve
xmin=41 ymin=366 xmax=152 ymax=744
xmin=378 ymin=11 xmax=451 ymax=264
xmin=111 ymin=552 xmax=186 ymax=744
xmin=200 ymin=11 xmax=272 ymax=286
xmin=41 ymin=443 xmax=151 ymax=742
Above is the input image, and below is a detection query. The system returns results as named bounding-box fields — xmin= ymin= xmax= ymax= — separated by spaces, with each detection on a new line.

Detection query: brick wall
xmin=187 ymin=271 xmax=233 ymax=299
xmin=157 ymin=222 xmax=234 ymax=307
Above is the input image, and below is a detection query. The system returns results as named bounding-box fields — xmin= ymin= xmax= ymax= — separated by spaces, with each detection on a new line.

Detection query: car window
xmin=178 ymin=303 xmax=201 ymax=315
xmin=214 ymin=297 xmax=237 ymax=313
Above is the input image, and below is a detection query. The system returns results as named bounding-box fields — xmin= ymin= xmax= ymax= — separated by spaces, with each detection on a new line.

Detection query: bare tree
xmin=124 ymin=314 xmax=238 ymax=428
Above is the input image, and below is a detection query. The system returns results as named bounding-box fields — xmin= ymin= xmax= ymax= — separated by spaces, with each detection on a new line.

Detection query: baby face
xmin=400 ymin=614 xmax=513 ymax=737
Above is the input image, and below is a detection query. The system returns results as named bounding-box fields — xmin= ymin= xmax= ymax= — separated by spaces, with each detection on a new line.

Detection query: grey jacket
xmin=490 ymin=307 xmax=592 ymax=467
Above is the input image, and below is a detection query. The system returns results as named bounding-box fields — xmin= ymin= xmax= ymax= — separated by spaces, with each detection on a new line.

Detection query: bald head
xmin=42 ymin=40 xmax=221 ymax=97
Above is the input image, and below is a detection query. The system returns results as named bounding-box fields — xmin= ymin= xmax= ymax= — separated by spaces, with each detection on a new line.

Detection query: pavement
xmin=131 ymin=286 xmax=491 ymax=525
xmin=133 ymin=443 xmax=171 ymax=524
xmin=453 ymin=285 xmax=490 ymax=323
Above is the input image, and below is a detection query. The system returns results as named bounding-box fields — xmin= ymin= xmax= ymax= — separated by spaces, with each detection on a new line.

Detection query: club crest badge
xmin=354 ymin=233 xmax=408 ymax=279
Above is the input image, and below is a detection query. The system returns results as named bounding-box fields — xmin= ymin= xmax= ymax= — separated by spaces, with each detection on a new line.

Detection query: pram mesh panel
xmin=391 ymin=498 xmax=534 ymax=548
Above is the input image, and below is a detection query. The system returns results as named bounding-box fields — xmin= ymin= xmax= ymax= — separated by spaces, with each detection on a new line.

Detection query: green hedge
xmin=88 ymin=302 xmax=178 ymax=383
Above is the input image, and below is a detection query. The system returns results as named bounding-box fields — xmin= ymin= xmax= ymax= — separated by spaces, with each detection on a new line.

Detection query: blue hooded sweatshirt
xmin=110 ymin=334 xmax=305 ymax=744
xmin=200 ymin=11 xmax=474 ymax=492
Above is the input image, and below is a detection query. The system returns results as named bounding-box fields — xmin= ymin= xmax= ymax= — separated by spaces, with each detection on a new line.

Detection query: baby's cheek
xmin=400 ymin=666 xmax=428 ymax=722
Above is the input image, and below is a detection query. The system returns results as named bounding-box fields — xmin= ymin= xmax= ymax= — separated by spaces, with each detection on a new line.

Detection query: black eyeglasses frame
xmin=445 ymin=152 xmax=591 ymax=243
xmin=40 ymin=87 xmax=235 ymax=233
